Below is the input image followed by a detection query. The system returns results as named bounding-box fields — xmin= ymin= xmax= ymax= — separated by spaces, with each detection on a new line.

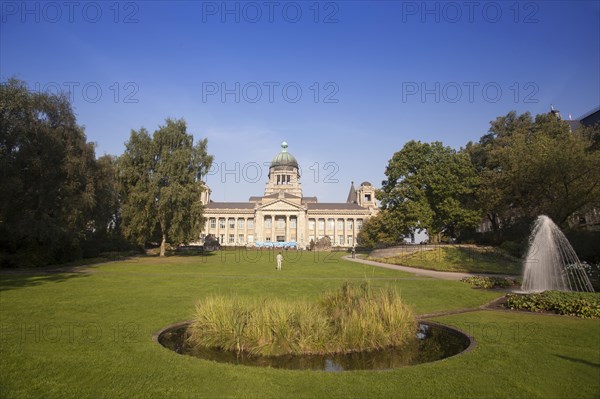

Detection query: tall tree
xmin=377 ymin=141 xmax=480 ymax=241
xmin=1 ymin=78 xmax=98 ymax=266
xmin=468 ymin=111 xmax=600 ymax=229
xmin=119 ymin=119 xmax=213 ymax=256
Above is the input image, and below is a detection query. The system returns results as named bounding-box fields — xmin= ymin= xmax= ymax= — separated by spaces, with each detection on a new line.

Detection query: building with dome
xmin=199 ymin=142 xmax=378 ymax=248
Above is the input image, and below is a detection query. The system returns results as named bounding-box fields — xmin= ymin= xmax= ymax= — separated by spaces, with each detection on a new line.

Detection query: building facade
xmin=199 ymin=142 xmax=378 ymax=248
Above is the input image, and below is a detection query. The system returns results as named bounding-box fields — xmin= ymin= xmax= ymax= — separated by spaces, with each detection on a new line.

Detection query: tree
xmin=468 ymin=111 xmax=600 ymax=229
xmin=119 ymin=119 xmax=213 ymax=256
xmin=91 ymin=155 xmax=121 ymax=235
xmin=357 ymin=211 xmax=405 ymax=248
xmin=377 ymin=141 xmax=480 ymax=241
xmin=0 ymin=78 xmax=98 ymax=266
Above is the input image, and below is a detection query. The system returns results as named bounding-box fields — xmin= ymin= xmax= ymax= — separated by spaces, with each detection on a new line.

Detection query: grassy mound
xmin=370 ymin=245 xmax=521 ymax=274
xmin=187 ymin=282 xmax=416 ymax=356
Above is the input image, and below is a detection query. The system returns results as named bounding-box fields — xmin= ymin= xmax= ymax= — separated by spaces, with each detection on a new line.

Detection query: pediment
xmin=257 ymin=199 xmax=304 ymax=211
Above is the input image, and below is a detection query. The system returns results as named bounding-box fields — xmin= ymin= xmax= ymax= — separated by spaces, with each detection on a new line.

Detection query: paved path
xmin=342 ymin=255 xmax=513 ymax=281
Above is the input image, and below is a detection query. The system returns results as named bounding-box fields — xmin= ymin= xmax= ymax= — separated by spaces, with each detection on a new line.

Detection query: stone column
xmin=255 ymin=211 xmax=263 ymax=242
xmin=332 ymin=216 xmax=336 ymax=246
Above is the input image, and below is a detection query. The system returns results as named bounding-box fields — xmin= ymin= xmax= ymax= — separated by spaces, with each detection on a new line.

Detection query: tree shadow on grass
xmin=0 ymin=271 xmax=89 ymax=292
xmin=555 ymin=354 xmax=600 ymax=368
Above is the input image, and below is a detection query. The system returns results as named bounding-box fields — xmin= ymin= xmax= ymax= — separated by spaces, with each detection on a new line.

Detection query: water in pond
xmin=157 ymin=322 xmax=472 ymax=371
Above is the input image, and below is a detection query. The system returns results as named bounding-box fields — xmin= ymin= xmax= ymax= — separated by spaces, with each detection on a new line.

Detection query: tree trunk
xmin=160 ymin=233 xmax=166 ymax=257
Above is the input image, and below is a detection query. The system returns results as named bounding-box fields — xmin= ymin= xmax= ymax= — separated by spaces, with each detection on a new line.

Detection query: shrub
xmin=187 ymin=282 xmax=417 ymax=356
xmin=505 ymin=291 xmax=600 ymax=319
xmin=461 ymin=276 xmax=520 ymax=289
xmin=499 ymin=241 xmax=525 ymax=258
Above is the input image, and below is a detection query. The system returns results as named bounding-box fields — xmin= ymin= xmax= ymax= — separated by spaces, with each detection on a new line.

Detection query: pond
xmin=156 ymin=321 xmax=474 ymax=372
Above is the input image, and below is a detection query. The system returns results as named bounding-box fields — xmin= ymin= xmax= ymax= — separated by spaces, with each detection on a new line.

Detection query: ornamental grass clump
xmin=187 ymin=281 xmax=417 ymax=356
xmin=321 ymin=281 xmax=416 ymax=353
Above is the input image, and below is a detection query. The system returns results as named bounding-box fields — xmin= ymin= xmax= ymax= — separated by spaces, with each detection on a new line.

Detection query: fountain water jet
xmin=521 ymin=215 xmax=594 ymax=293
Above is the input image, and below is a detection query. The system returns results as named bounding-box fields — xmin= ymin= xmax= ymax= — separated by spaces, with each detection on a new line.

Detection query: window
xmin=318 ymin=219 xmax=325 ymax=230
xmin=219 ymin=234 xmax=224 ymax=243
xmin=228 ymin=218 xmax=235 ymax=229
xmin=265 ymin=217 xmax=272 ymax=228
xmin=327 ymin=218 xmax=334 ymax=230
xmin=238 ymin=234 xmax=244 ymax=243
xmin=337 ymin=219 xmax=344 ymax=230
xmin=357 ymin=219 xmax=363 ymax=230
xmin=210 ymin=218 xmax=216 ymax=229
xmin=229 ymin=234 xmax=235 ymax=243
xmin=278 ymin=218 xmax=285 ymax=228
xmin=276 ymin=235 xmax=285 ymax=242
xmin=238 ymin=219 xmax=245 ymax=229
xmin=266 ymin=237 xmax=271 ymax=241
xmin=338 ymin=235 xmax=344 ymax=245
xmin=290 ymin=218 xmax=297 ymax=228
xmin=219 ymin=219 xmax=225 ymax=229
xmin=347 ymin=235 xmax=353 ymax=246
xmin=248 ymin=235 xmax=254 ymax=243
xmin=247 ymin=219 xmax=254 ymax=229
xmin=309 ymin=219 xmax=315 ymax=230
xmin=347 ymin=219 xmax=353 ymax=229
xmin=309 ymin=235 xmax=315 ymax=242
xmin=365 ymin=194 xmax=372 ymax=202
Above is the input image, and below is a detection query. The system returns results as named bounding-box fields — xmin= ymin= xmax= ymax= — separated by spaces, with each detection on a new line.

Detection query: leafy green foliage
xmin=118 ymin=119 xmax=213 ymax=256
xmin=357 ymin=210 xmax=405 ymax=248
xmin=0 ymin=79 xmax=121 ymax=267
xmin=506 ymin=291 xmax=600 ymax=318
xmin=377 ymin=141 xmax=480 ymax=242
xmin=467 ymin=111 xmax=600 ymax=230
xmin=461 ymin=276 xmax=520 ymax=289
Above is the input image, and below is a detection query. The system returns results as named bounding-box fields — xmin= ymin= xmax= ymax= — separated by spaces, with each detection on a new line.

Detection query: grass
xmin=1 ymin=250 xmax=598 ymax=398
xmin=370 ymin=245 xmax=522 ymax=275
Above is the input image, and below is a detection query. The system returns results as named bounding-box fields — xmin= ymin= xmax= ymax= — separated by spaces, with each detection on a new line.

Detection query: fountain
xmin=521 ymin=215 xmax=594 ymax=293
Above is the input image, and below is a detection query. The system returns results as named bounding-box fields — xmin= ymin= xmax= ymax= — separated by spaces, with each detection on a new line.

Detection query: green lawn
xmin=1 ymin=251 xmax=598 ymax=398
xmin=370 ymin=245 xmax=522 ymax=275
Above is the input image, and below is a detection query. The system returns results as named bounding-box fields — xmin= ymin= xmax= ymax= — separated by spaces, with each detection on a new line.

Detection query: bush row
xmin=505 ymin=291 xmax=600 ymax=319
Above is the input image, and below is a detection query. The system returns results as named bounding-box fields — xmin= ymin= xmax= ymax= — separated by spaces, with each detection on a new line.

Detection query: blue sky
xmin=1 ymin=1 xmax=599 ymax=202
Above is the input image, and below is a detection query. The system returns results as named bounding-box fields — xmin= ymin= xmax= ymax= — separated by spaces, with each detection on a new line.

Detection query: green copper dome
xmin=271 ymin=141 xmax=299 ymax=169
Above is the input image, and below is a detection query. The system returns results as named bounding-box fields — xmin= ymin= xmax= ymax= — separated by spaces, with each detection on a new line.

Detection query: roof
xmin=249 ymin=193 xmax=301 ymax=202
xmin=346 ymin=182 xmax=357 ymax=203
xmin=206 ymin=202 xmax=255 ymax=210
xmin=271 ymin=142 xmax=299 ymax=169
xmin=307 ymin=202 xmax=366 ymax=211
xmin=576 ymin=106 xmax=600 ymax=122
